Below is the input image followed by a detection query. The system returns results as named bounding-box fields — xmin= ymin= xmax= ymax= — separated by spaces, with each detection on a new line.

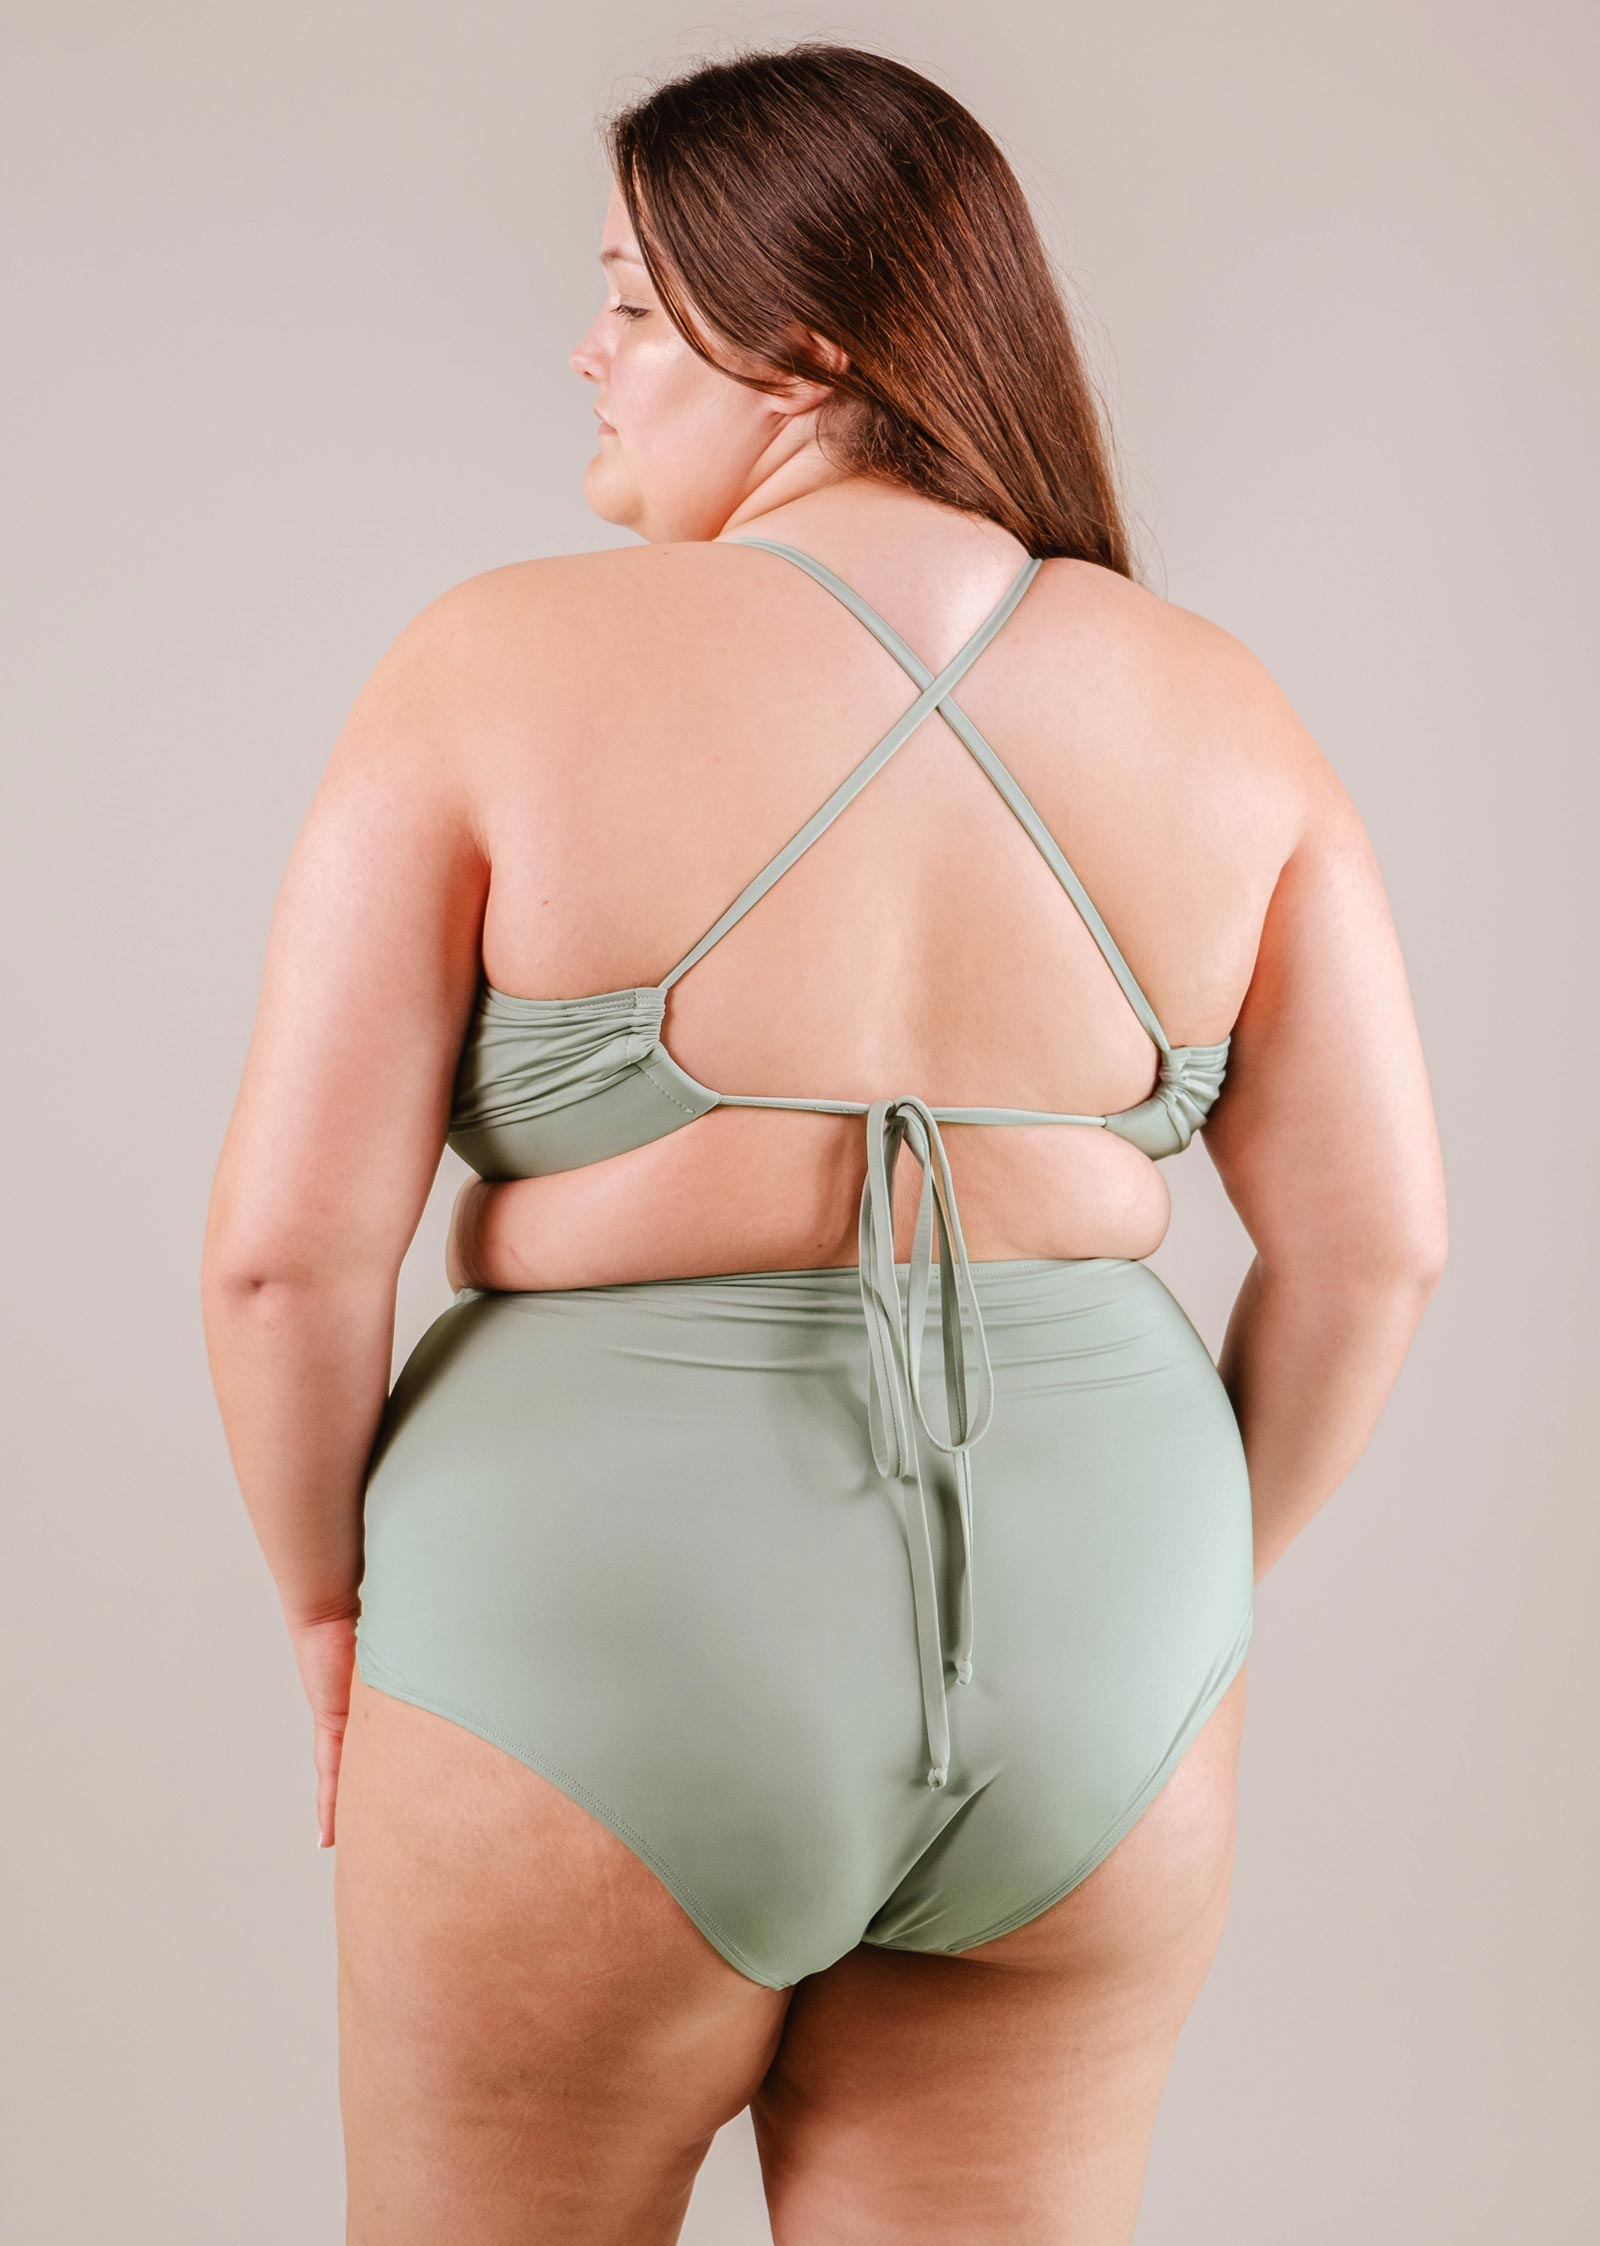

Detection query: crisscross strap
xmin=657 ymin=546 xmax=1043 ymax=996
xmin=732 ymin=539 xmax=1173 ymax=1057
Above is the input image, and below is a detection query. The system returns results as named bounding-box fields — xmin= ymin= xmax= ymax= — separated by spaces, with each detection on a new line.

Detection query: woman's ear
xmin=805 ymin=329 xmax=851 ymax=381
xmin=765 ymin=327 xmax=850 ymax=422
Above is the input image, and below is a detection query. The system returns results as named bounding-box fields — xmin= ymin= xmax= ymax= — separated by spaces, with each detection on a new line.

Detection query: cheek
xmin=614 ymin=332 xmax=759 ymax=456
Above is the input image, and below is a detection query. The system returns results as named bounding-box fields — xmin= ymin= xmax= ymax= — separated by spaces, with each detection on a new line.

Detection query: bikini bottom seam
xmin=352 ymin=1633 xmax=793 ymax=1991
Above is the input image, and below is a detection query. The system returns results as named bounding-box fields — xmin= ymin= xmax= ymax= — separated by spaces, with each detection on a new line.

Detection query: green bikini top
xmin=450 ymin=537 xmax=1231 ymax=1180
xmin=447 ymin=535 xmax=1234 ymax=1790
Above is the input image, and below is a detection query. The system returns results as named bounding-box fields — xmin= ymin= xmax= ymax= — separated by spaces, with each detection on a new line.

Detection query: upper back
xmin=452 ymin=517 xmax=1294 ymax=1160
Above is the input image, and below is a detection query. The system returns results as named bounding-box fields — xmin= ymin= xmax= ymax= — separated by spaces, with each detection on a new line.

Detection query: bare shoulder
xmin=376 ymin=547 xmax=626 ymax=656
xmin=376 ymin=544 xmax=708 ymax=696
xmin=1038 ymin=556 xmax=1351 ymax=852
xmin=334 ymin=551 xmax=644 ymax=757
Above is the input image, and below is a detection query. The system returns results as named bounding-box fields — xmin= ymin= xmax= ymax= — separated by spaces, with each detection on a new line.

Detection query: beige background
xmin=5 ymin=3 xmax=1596 ymax=2238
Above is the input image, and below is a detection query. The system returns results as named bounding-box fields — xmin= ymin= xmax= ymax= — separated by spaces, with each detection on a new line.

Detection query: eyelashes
xmin=608 ymin=301 xmax=649 ymax=322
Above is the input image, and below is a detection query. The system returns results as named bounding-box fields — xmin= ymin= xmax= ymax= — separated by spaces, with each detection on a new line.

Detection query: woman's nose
xmin=570 ymin=321 xmax=608 ymax=382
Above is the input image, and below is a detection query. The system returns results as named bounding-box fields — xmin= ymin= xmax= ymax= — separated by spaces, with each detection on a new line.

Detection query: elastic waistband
xmin=457 ymin=1253 xmax=1133 ymax=1295
xmin=597 ymin=1252 xmax=1125 ymax=1283
xmin=453 ymin=1254 xmax=1149 ymax=1329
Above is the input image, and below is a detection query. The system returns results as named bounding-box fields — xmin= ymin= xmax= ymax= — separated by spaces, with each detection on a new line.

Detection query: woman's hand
xmin=286 ymin=1606 xmax=359 ymax=1849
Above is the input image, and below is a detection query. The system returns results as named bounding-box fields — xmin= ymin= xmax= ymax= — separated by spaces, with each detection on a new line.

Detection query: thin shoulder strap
xmin=657 ymin=545 xmax=1042 ymax=995
xmin=737 ymin=540 xmax=1171 ymax=1054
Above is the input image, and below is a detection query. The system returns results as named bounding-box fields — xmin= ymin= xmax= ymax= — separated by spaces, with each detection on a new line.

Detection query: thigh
xmin=334 ymin=1666 xmax=790 ymax=2246
xmin=750 ymin=1662 xmax=1249 ymax=2246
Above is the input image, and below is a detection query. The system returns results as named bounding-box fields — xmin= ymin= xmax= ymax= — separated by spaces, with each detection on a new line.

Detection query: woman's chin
xmin=581 ymin=452 xmax=634 ymax=526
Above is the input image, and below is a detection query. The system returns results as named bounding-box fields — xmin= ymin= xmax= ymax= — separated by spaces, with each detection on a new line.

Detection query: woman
xmin=202 ymin=41 xmax=1447 ymax=2246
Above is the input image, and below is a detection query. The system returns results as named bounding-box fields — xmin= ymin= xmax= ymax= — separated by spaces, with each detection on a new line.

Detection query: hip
xmin=356 ymin=1254 xmax=1255 ymax=1694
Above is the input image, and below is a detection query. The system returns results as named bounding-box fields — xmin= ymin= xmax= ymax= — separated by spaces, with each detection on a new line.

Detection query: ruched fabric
xmin=1101 ymin=1038 xmax=1234 ymax=1159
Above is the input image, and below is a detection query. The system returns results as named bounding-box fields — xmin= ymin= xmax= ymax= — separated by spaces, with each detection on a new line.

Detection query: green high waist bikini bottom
xmin=353 ymin=1255 xmax=1255 ymax=1992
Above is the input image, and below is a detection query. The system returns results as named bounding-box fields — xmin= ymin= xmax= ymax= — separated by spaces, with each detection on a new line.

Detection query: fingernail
xmin=317 ymin=1826 xmax=326 ymax=1848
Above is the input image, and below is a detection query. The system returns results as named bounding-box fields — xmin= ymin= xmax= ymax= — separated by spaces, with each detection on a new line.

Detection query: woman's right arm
xmin=1201 ymin=681 xmax=1449 ymax=1582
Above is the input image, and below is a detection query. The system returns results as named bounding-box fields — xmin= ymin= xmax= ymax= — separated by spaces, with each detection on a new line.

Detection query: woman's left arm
xmin=201 ymin=581 xmax=494 ymax=1842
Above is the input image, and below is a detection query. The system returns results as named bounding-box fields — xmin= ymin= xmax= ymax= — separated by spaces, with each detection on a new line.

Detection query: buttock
xmin=353 ymin=1256 xmax=1255 ymax=1990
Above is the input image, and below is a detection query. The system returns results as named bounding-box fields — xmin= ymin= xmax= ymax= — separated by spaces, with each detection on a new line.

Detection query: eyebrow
xmin=599 ymin=247 xmax=644 ymax=269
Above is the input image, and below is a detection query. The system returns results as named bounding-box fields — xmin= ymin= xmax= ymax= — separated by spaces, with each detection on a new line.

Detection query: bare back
xmin=443 ymin=514 xmax=1301 ymax=1289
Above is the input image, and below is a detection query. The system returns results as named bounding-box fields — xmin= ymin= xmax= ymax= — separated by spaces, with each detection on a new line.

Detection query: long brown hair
xmin=602 ymin=41 xmax=1133 ymax=574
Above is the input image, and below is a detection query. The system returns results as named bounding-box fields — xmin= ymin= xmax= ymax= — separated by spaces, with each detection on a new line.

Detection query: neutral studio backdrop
xmin=4 ymin=3 xmax=1596 ymax=2239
